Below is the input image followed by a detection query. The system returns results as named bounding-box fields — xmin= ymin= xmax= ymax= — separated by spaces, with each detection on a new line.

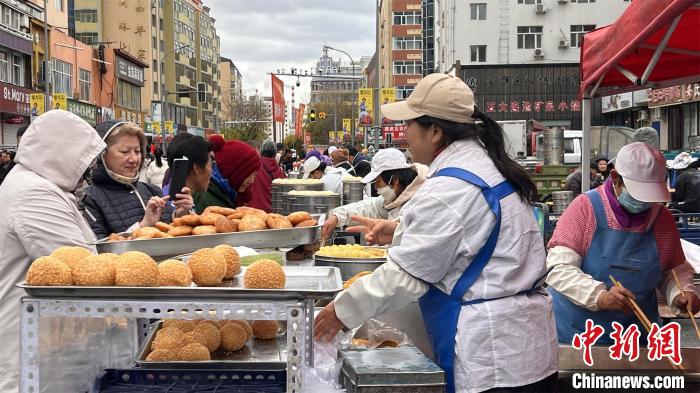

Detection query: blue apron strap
xmin=585 ymin=189 xmax=608 ymax=230
xmin=432 ymin=168 xmax=515 ymax=299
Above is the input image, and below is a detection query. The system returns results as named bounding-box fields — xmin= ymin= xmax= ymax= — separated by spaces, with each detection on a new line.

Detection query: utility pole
xmin=374 ymin=0 xmax=383 ymax=152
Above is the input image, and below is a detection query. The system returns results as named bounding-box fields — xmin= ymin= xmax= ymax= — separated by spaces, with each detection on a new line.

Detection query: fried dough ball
xmin=204 ymin=206 xmax=237 ymax=216
xmin=198 ymin=320 xmax=222 ymax=329
xmin=199 ymin=213 xmax=224 ymax=226
xmin=215 ymin=217 xmax=239 ymax=233
xmin=227 ymin=320 xmax=252 ymax=341
xmin=177 ymin=343 xmax=211 ymax=361
xmin=237 ymin=206 xmax=267 ymax=217
xmin=172 ymin=217 xmax=183 ymax=226
xmin=266 ymin=214 xmax=293 ymax=229
xmin=155 ymin=222 xmax=173 ymax=232
xmin=132 ymin=226 xmax=163 ymax=239
xmin=238 ymin=215 xmax=267 ymax=232
xmin=146 ymin=348 xmax=177 ymax=361
xmin=287 ymin=211 xmax=313 ymax=226
xmin=220 ymin=323 xmax=247 ymax=352
xmin=194 ymin=322 xmax=221 ymax=352
xmin=50 ymin=246 xmax=93 ymax=270
xmin=180 ymin=214 xmax=201 ymax=227
xmin=295 ymin=219 xmax=317 ymax=228
xmin=244 ymin=259 xmax=285 ymax=289
xmin=188 ymin=248 xmax=226 ymax=286
xmin=26 ymin=256 xmax=73 ymax=286
xmin=162 ymin=319 xmax=196 ymax=333
xmin=192 ymin=225 xmax=217 ymax=235
xmin=157 ymin=260 xmax=193 ymax=286
xmin=213 ymin=245 xmax=241 ymax=278
xmin=168 ymin=225 xmax=193 ymax=237
xmin=151 ymin=327 xmax=184 ymax=351
xmin=71 ymin=254 xmax=116 ymax=286
xmin=114 ymin=251 xmax=159 ymax=286
xmin=182 ymin=330 xmax=209 ymax=347
xmin=252 ymin=320 xmax=279 ymax=340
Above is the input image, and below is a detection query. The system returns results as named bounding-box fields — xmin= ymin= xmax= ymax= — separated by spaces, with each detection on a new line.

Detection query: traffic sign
xmin=319 ymin=111 xmax=327 ymax=119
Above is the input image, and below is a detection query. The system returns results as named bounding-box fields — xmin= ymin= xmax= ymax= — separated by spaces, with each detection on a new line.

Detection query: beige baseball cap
xmin=615 ymin=142 xmax=670 ymax=202
xmin=381 ymin=73 xmax=475 ymax=123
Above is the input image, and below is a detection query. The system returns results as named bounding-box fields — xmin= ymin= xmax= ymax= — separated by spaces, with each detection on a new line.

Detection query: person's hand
xmin=140 ymin=196 xmax=169 ymax=227
xmin=672 ymin=291 xmax=700 ymax=316
xmin=597 ymin=285 xmax=635 ymax=314
xmin=314 ymin=301 xmax=345 ymax=342
xmin=321 ymin=214 xmax=338 ymax=241
xmin=172 ymin=187 xmax=194 ymax=218
xmin=346 ymin=215 xmax=397 ymax=245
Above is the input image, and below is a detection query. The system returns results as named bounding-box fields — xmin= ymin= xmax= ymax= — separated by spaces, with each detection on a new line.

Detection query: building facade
xmin=310 ymin=47 xmax=369 ymax=105
xmin=218 ymin=56 xmax=243 ymax=123
xmin=380 ymin=0 xmax=423 ymax=100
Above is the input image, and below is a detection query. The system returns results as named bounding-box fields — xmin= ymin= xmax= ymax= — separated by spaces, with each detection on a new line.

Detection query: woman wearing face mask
xmin=82 ymin=120 xmax=194 ymax=239
xmin=321 ymin=148 xmax=428 ymax=242
xmin=546 ymin=142 xmax=700 ymax=345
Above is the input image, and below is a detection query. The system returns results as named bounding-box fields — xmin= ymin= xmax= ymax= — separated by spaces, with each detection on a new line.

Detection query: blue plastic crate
xmin=94 ymin=368 xmax=286 ymax=392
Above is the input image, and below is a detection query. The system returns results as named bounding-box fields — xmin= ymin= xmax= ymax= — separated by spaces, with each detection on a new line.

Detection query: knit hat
xmin=209 ymin=134 xmax=261 ymax=191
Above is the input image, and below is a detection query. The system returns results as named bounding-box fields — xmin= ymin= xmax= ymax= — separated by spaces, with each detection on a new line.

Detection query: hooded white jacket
xmin=330 ymin=163 xmax=429 ymax=226
xmin=0 ymin=110 xmax=105 ymax=390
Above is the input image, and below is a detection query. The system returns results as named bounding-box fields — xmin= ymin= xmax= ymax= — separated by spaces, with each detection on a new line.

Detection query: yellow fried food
xmin=220 ymin=323 xmax=247 ymax=352
xmin=168 ymin=225 xmax=193 ymax=237
xmin=26 ymin=256 xmax=73 ymax=286
xmin=155 ymin=222 xmax=173 ymax=232
xmin=213 ymin=245 xmax=241 ymax=279
xmin=214 ymin=217 xmax=238 ymax=233
xmin=295 ymin=219 xmax=317 ymax=228
xmin=146 ymin=348 xmax=177 ymax=361
xmin=192 ymin=225 xmax=217 ymax=235
xmin=223 ymin=320 xmax=252 ymax=341
xmin=177 ymin=343 xmax=211 ymax=361
xmin=132 ymin=226 xmax=163 ymax=239
xmin=188 ymin=248 xmax=226 ymax=286
xmin=114 ymin=251 xmax=159 ymax=286
xmin=157 ymin=260 xmax=193 ymax=286
xmin=199 ymin=213 xmax=225 ymax=226
xmin=343 ymin=271 xmax=372 ymax=289
xmin=252 ymin=320 xmax=279 ymax=340
xmin=287 ymin=211 xmax=312 ymax=226
xmin=316 ymin=244 xmax=387 ymax=259
xmin=151 ymin=327 xmax=184 ymax=351
xmin=182 ymin=330 xmax=209 ymax=347
xmin=203 ymin=206 xmax=237 ymax=216
xmin=194 ymin=322 xmax=221 ymax=352
xmin=266 ymin=214 xmax=293 ymax=229
xmin=50 ymin=246 xmax=93 ymax=270
xmin=71 ymin=254 xmax=116 ymax=286
xmin=162 ymin=319 xmax=196 ymax=333
xmin=244 ymin=259 xmax=285 ymax=289
xmin=227 ymin=211 xmax=244 ymax=220
xmin=238 ymin=215 xmax=267 ymax=232
xmin=180 ymin=214 xmax=201 ymax=227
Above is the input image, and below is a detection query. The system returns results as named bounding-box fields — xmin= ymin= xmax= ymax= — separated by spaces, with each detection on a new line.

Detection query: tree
xmin=283 ymin=134 xmax=304 ymax=154
xmin=220 ymin=93 xmax=269 ymax=142
xmin=303 ymin=98 xmax=354 ymax=145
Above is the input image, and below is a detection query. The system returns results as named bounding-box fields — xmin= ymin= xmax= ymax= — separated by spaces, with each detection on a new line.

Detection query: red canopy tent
xmin=577 ymin=0 xmax=700 ymax=190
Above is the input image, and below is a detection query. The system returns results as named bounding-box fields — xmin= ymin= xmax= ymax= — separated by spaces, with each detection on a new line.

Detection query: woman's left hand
xmin=672 ymin=291 xmax=700 ymax=315
xmin=314 ymin=301 xmax=345 ymax=342
xmin=172 ymin=187 xmax=194 ymax=217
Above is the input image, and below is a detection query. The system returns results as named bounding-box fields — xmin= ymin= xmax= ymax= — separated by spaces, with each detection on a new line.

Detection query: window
xmin=153 ymin=80 xmax=158 ymax=95
xmin=2 ymin=7 xmax=9 ymax=27
xmin=11 ymin=10 xmax=18 ymax=30
xmin=470 ymin=45 xmax=486 ymax=62
xmin=79 ymin=68 xmax=90 ymax=101
xmin=55 ymin=0 xmax=63 ymax=12
xmin=517 ymin=0 xmax=535 ymax=3
xmin=75 ymin=32 xmax=98 ymax=45
xmin=0 ymin=52 xmax=7 ymax=82
xmin=570 ymin=24 xmax=596 ymax=48
xmin=393 ymin=36 xmax=422 ymax=50
xmin=393 ymin=61 xmax=421 ymax=75
xmin=393 ymin=11 xmax=421 ymax=25
xmin=152 ymin=59 xmax=158 ymax=72
xmin=12 ymin=54 xmax=22 ymax=85
xmin=52 ymin=58 xmax=72 ymax=97
xmin=117 ymin=80 xmax=141 ymax=110
xmin=517 ymin=26 xmax=542 ymax=49
xmin=75 ymin=10 xmax=97 ymax=23
xmin=395 ymin=85 xmax=414 ymax=100
xmin=1 ymin=5 xmax=22 ymax=32
xmin=470 ymin=3 xmax=486 ymax=20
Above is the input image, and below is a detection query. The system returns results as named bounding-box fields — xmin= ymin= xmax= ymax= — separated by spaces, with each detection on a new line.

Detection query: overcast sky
xmin=208 ymin=0 xmax=376 ymax=104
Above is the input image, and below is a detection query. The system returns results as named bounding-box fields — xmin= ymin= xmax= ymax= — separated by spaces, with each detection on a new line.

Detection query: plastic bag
xmin=303 ymin=328 xmax=354 ymax=392
xmin=350 ymin=318 xmax=413 ymax=349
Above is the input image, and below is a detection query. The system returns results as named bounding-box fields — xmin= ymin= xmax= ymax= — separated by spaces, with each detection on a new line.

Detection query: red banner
xmin=271 ymin=74 xmax=285 ymax=123
xmin=295 ymin=103 xmax=305 ymax=138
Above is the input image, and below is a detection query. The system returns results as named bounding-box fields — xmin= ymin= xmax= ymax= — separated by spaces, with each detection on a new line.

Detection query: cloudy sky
xmin=208 ymin=0 xmax=376 ymax=104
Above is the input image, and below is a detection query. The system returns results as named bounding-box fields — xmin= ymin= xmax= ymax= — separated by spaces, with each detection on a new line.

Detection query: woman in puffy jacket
xmin=144 ymin=147 xmax=169 ymax=187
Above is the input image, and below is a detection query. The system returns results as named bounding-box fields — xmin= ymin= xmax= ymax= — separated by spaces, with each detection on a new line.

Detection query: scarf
xmin=603 ymin=178 xmax=650 ymax=229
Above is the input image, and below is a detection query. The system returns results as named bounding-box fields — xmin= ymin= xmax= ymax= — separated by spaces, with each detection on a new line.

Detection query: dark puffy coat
xmin=82 ymin=162 xmax=173 ymax=239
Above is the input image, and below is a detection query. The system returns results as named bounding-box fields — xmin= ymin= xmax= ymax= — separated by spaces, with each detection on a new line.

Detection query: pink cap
xmin=614 ymin=142 xmax=670 ymax=202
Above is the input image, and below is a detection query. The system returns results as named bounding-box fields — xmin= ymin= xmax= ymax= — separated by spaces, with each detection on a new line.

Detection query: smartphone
xmin=169 ymin=157 xmax=189 ymax=201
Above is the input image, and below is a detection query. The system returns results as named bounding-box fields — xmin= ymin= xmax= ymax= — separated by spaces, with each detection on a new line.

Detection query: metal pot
xmin=285 ymin=193 xmax=341 ymax=216
xmin=551 ymin=190 xmax=574 ymax=214
xmin=272 ymin=182 xmax=324 ymax=214
xmin=313 ymin=253 xmax=385 ymax=281
xmin=343 ymin=180 xmax=365 ymax=205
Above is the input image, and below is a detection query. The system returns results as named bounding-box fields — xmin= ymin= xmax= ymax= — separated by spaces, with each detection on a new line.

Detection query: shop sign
xmin=382 ymin=124 xmax=407 ymax=140
xmin=485 ymin=100 xmax=581 ymax=113
xmin=648 ymin=83 xmax=700 ymax=108
xmin=67 ymin=99 xmax=97 ymax=126
xmin=0 ymin=82 xmax=34 ymax=116
xmin=602 ymin=92 xmax=634 ymax=113
xmin=116 ymin=56 xmax=145 ymax=86
xmin=4 ymin=116 xmax=24 ymax=124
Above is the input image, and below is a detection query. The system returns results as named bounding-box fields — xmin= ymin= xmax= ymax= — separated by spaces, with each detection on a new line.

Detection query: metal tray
xmin=136 ymin=321 xmax=287 ymax=369
xmin=93 ymin=214 xmax=324 ymax=259
xmin=314 ymin=249 xmax=387 ymax=281
xmin=17 ymin=266 xmax=342 ymax=300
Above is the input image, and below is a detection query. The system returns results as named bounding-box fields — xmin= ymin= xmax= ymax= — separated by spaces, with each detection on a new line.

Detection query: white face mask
xmin=377 ymin=176 xmax=397 ymax=204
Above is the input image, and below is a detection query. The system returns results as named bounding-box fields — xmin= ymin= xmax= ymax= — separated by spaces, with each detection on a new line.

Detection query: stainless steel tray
xmin=314 ymin=250 xmax=387 ymax=281
xmin=17 ymin=266 xmax=342 ymax=300
xmin=136 ymin=321 xmax=287 ymax=369
xmin=94 ymin=225 xmax=321 ymax=260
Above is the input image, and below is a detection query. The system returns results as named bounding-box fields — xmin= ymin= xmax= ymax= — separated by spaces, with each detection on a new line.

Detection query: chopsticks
xmin=609 ymin=275 xmax=684 ymax=372
xmin=671 ymin=269 xmax=700 ymax=341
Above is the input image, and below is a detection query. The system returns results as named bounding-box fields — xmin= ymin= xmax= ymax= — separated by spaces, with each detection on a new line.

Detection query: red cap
xmin=208 ymin=135 xmax=261 ymax=191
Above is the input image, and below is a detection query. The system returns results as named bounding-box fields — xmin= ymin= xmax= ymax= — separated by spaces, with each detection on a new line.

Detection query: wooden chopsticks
xmin=609 ymin=275 xmax=684 ymax=372
xmin=671 ymin=269 xmax=700 ymax=341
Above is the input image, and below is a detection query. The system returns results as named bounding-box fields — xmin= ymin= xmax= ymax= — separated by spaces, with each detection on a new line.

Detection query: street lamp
xmin=323 ymin=45 xmax=357 ymax=146
xmin=160 ymin=44 xmax=190 ymax=153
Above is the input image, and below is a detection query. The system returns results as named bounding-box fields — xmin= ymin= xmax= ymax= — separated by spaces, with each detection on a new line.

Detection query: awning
xmin=579 ymin=0 xmax=700 ymax=98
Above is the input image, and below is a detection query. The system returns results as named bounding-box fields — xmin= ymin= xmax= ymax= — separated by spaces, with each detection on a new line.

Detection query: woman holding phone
xmin=82 ymin=120 xmax=194 ymax=239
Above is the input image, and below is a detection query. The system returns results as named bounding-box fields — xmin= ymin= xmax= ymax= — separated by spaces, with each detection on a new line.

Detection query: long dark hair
xmin=154 ymin=147 xmax=164 ymax=168
xmin=415 ymin=108 xmax=537 ymax=201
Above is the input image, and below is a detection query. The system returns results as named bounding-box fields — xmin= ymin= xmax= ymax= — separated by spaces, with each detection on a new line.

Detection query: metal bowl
xmin=313 ymin=253 xmax=386 ymax=281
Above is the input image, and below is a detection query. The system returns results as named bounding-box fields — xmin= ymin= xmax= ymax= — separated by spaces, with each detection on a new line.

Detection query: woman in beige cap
xmin=315 ymin=73 xmax=558 ymax=392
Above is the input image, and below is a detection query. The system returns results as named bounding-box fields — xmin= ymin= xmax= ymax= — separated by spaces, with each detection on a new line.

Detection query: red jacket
xmin=245 ymin=156 xmax=285 ymax=212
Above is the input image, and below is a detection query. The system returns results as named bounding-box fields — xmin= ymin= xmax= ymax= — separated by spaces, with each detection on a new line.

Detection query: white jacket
xmin=0 ymin=110 xmax=105 ymax=390
xmin=330 ymin=163 xmax=429 ymax=226
xmin=334 ymin=140 xmax=558 ymax=392
xmin=144 ymin=160 xmax=169 ymax=188
xmin=321 ymin=165 xmax=347 ymax=195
